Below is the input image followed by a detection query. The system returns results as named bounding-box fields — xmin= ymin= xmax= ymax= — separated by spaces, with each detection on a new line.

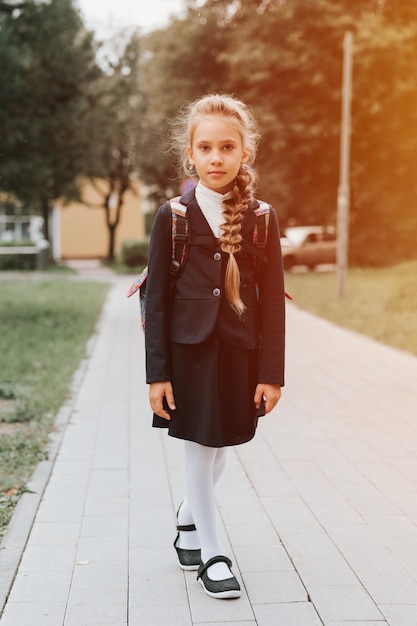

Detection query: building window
xmin=0 ymin=200 xmax=42 ymax=243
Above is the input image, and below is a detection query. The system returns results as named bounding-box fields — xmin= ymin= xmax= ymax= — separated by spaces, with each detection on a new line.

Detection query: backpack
xmin=126 ymin=196 xmax=290 ymax=330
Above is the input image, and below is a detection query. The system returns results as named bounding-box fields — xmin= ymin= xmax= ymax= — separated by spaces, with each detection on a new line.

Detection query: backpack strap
xmin=126 ymin=197 xmax=293 ymax=302
xmin=242 ymin=201 xmax=270 ymax=265
xmin=169 ymin=198 xmax=217 ymax=276
xmin=253 ymin=201 xmax=270 ymax=251
xmin=169 ymin=199 xmax=189 ymax=276
xmin=252 ymin=201 xmax=293 ymax=301
xmin=126 ymin=198 xmax=187 ymax=296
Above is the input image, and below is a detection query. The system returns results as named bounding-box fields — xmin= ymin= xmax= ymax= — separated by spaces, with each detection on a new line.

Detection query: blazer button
xmin=213 ymin=252 xmax=221 ymax=261
xmin=213 ymin=288 xmax=221 ymax=297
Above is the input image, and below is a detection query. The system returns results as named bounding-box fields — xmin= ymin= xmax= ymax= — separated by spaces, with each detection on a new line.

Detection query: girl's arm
xmin=258 ymin=207 xmax=286 ymax=386
xmin=145 ymin=203 xmax=173 ymax=384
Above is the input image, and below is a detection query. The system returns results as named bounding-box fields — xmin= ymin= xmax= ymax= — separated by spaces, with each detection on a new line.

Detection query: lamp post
xmin=337 ymin=31 xmax=353 ymax=298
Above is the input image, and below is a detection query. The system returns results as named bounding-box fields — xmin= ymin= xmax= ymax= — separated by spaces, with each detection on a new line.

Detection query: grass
xmin=106 ymin=259 xmax=146 ymax=275
xmin=284 ymin=260 xmax=417 ymax=357
xmin=0 ymin=279 xmax=110 ymax=539
xmin=1 ymin=260 xmax=416 ymax=538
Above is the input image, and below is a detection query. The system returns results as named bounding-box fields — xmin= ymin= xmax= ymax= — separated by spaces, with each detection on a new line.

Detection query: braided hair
xmin=173 ymin=94 xmax=260 ymax=317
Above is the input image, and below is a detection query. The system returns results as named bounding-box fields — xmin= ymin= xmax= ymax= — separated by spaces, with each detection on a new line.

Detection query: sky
xmin=77 ymin=0 xmax=187 ymax=36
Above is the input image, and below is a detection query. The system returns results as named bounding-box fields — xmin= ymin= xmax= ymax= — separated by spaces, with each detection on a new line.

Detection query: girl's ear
xmin=187 ymin=146 xmax=194 ymax=165
xmin=241 ymin=147 xmax=251 ymax=164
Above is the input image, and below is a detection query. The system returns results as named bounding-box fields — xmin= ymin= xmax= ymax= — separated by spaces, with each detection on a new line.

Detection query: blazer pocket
xmin=170 ymin=299 xmax=219 ymax=344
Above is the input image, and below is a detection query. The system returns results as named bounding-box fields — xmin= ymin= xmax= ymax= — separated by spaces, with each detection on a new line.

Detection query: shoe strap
xmin=176 ymin=503 xmax=196 ymax=533
xmin=176 ymin=523 xmax=196 ymax=532
xmin=197 ymin=555 xmax=232 ymax=580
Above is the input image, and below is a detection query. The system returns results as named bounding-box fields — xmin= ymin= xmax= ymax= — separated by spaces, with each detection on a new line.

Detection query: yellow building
xmin=52 ymin=178 xmax=145 ymax=260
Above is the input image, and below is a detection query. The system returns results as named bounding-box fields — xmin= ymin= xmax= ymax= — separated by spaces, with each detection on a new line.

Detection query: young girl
xmin=145 ymin=94 xmax=285 ymax=599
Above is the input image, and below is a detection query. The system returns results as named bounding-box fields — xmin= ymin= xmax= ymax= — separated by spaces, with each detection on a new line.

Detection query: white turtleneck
xmin=195 ymin=182 xmax=229 ymax=238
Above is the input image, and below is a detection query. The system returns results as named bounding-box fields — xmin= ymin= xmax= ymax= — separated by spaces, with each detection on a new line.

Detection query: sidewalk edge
xmin=0 ymin=284 xmax=113 ymax=615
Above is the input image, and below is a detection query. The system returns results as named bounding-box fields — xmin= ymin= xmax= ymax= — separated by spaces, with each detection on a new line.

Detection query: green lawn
xmin=1 ymin=261 xmax=416 ymax=539
xmin=0 ymin=279 xmax=110 ymax=538
xmin=284 ymin=260 xmax=417 ymax=357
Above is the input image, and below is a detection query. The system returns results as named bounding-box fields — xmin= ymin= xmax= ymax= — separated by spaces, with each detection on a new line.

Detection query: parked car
xmin=280 ymin=225 xmax=336 ymax=271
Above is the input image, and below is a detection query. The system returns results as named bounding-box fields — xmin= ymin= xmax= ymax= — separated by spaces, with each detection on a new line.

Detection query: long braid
xmin=171 ymin=94 xmax=260 ymax=317
xmin=220 ymin=164 xmax=257 ymax=317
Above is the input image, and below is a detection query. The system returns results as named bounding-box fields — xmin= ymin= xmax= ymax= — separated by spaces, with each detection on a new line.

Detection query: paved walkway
xmin=1 ymin=269 xmax=417 ymax=625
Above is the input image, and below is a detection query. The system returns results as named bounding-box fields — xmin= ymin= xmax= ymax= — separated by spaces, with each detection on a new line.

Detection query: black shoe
xmin=173 ymin=504 xmax=201 ymax=571
xmin=197 ymin=556 xmax=241 ymax=599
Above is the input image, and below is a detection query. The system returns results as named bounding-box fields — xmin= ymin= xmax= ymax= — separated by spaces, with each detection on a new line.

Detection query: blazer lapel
xmin=185 ymin=196 xmax=215 ymax=236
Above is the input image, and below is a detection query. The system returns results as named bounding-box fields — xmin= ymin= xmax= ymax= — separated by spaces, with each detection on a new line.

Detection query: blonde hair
xmin=172 ymin=94 xmax=260 ymax=317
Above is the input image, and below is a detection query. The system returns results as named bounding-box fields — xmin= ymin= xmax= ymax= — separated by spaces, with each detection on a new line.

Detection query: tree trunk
xmin=41 ymin=199 xmax=50 ymax=241
xmin=104 ymin=183 xmax=127 ymax=262
xmin=41 ymin=199 xmax=53 ymax=260
xmin=107 ymin=223 xmax=116 ymax=261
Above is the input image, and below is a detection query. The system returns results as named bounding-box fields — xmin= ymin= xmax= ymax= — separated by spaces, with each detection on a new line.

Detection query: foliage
xmin=0 ymin=2 xmax=144 ymax=262
xmin=137 ymin=2 xmax=230 ymax=206
xmin=0 ymin=279 xmax=109 ymax=539
xmin=0 ymin=252 xmax=37 ymax=270
xmin=0 ymin=0 xmax=99 ymax=240
xmin=285 ymin=261 xmax=417 ymax=356
xmin=119 ymin=238 xmax=149 ymax=268
xmin=81 ymin=32 xmax=145 ymax=260
xmin=1 ymin=0 xmax=416 ymax=267
xmin=137 ymin=0 xmax=417 ymax=266
xmin=219 ymin=0 xmax=417 ymax=264
xmin=347 ymin=9 xmax=417 ymax=265
xmin=0 ymin=240 xmax=38 ymax=269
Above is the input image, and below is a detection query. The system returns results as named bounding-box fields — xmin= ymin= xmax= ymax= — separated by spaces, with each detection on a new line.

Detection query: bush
xmin=0 ymin=243 xmax=38 ymax=270
xmin=120 ymin=238 xmax=149 ymax=268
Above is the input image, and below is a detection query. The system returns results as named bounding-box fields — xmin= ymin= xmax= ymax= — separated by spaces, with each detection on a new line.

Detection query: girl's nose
xmin=211 ymin=150 xmax=222 ymax=164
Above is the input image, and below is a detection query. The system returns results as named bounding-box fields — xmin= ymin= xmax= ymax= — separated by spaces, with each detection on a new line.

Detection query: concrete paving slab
xmin=253 ymin=601 xmax=323 ymax=626
xmin=1 ymin=600 xmax=68 ymax=626
xmin=2 ymin=268 xmax=417 ymax=625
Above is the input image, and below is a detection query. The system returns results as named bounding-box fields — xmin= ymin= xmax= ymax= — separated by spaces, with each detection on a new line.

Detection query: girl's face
xmin=187 ymin=114 xmax=249 ymax=194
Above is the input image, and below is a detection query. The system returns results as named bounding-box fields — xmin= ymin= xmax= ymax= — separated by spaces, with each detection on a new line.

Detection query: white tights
xmin=177 ymin=440 xmax=232 ymax=580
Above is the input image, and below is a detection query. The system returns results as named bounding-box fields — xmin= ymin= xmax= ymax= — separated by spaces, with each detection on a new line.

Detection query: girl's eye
xmin=199 ymin=145 xmax=210 ymax=152
xmin=223 ymin=144 xmax=234 ymax=152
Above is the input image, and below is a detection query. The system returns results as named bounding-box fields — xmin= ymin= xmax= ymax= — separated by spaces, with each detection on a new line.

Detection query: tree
xmin=0 ymin=0 xmax=99 ymax=243
xmin=85 ymin=0 xmax=417 ymax=266
xmin=213 ymin=0 xmax=417 ymax=264
xmin=81 ymin=32 xmax=145 ymax=261
xmin=347 ymin=6 xmax=417 ymax=264
xmin=137 ymin=2 xmax=229 ymax=205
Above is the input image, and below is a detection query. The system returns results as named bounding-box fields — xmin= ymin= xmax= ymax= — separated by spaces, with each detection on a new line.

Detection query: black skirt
xmin=152 ymin=335 xmax=265 ymax=447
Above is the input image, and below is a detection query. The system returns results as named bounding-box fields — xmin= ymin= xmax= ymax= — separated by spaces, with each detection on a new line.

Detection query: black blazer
xmin=145 ymin=190 xmax=286 ymax=386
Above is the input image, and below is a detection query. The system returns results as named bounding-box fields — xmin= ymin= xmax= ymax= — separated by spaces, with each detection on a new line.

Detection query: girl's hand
xmin=254 ymin=383 xmax=281 ymax=414
xmin=149 ymin=381 xmax=176 ymax=420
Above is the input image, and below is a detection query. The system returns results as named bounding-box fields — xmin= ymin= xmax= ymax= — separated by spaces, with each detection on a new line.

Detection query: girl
xmin=145 ymin=94 xmax=285 ymax=599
